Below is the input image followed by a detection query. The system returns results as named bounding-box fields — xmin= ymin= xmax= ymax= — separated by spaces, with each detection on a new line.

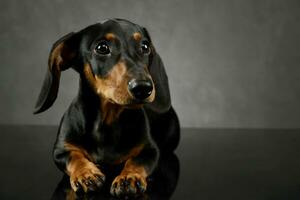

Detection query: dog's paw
xmin=70 ymin=163 xmax=105 ymax=193
xmin=110 ymin=172 xmax=147 ymax=197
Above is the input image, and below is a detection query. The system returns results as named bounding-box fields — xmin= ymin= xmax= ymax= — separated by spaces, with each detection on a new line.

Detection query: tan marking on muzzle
xmin=95 ymin=61 xmax=129 ymax=103
xmin=83 ymin=62 xmax=129 ymax=102
xmin=147 ymin=78 xmax=156 ymax=103
xmin=83 ymin=62 xmax=130 ymax=124
xmin=83 ymin=62 xmax=155 ymax=105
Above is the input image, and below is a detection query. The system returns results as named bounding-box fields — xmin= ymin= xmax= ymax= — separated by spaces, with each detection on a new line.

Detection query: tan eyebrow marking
xmin=133 ymin=32 xmax=142 ymax=41
xmin=105 ymin=33 xmax=116 ymax=41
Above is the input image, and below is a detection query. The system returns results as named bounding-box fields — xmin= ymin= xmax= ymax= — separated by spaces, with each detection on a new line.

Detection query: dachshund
xmin=34 ymin=18 xmax=180 ymax=198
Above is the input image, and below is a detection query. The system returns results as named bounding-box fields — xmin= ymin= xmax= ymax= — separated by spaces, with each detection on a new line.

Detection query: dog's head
xmin=34 ymin=19 xmax=171 ymax=114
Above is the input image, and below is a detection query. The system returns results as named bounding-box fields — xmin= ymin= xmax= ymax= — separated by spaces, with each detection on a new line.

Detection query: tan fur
xmin=147 ymin=77 xmax=156 ymax=103
xmin=83 ymin=62 xmax=131 ymax=105
xmin=66 ymin=189 xmax=76 ymax=200
xmin=105 ymin=33 xmax=116 ymax=41
xmin=122 ymin=159 xmax=147 ymax=178
xmin=95 ymin=61 xmax=130 ymax=104
xmin=114 ymin=144 xmax=144 ymax=165
xmin=49 ymin=42 xmax=75 ymax=71
xmin=83 ymin=61 xmax=155 ymax=124
xmin=133 ymin=32 xmax=142 ymax=41
xmin=112 ymin=159 xmax=148 ymax=193
xmin=100 ymin=99 xmax=124 ymax=125
xmin=65 ymin=142 xmax=105 ymax=192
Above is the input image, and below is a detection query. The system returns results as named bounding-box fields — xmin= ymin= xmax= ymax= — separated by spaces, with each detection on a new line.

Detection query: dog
xmin=34 ymin=18 xmax=180 ymax=198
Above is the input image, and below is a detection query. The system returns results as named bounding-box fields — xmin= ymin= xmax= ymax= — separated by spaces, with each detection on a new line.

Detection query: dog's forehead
xmin=82 ymin=19 xmax=144 ymax=43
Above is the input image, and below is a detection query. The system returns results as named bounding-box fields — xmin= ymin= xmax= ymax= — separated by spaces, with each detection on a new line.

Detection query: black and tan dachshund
xmin=34 ymin=18 xmax=180 ymax=198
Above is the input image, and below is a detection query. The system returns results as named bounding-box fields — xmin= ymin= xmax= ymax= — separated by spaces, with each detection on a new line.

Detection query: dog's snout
xmin=128 ymin=79 xmax=153 ymax=100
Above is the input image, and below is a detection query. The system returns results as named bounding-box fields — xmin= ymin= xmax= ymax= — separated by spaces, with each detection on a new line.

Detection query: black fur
xmin=34 ymin=18 xmax=180 ymax=197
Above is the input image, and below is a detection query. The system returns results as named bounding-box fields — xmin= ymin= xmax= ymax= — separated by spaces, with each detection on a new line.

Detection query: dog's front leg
xmin=110 ymin=145 xmax=159 ymax=197
xmin=64 ymin=143 xmax=106 ymax=193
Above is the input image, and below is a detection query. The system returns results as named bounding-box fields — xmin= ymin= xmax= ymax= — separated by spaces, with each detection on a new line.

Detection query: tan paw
xmin=70 ymin=163 xmax=105 ymax=193
xmin=110 ymin=172 xmax=147 ymax=197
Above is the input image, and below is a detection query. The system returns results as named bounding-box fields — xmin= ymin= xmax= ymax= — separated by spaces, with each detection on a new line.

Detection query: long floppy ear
xmin=33 ymin=32 xmax=79 ymax=114
xmin=143 ymin=28 xmax=171 ymax=113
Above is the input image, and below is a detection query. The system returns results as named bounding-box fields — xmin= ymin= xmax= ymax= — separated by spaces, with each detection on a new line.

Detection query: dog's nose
xmin=128 ymin=79 xmax=153 ymax=100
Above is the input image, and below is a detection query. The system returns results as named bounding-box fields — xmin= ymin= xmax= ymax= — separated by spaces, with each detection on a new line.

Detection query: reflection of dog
xmin=51 ymin=154 xmax=180 ymax=200
xmin=34 ymin=19 xmax=180 ymax=198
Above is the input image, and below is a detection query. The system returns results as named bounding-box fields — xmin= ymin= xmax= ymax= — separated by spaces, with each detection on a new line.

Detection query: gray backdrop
xmin=0 ymin=0 xmax=299 ymax=128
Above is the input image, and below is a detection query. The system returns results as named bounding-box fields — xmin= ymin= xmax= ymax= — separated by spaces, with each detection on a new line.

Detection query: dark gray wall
xmin=0 ymin=0 xmax=299 ymax=128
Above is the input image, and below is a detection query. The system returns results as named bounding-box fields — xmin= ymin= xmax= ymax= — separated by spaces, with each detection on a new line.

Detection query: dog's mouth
xmin=128 ymin=98 xmax=152 ymax=107
xmin=107 ymin=97 xmax=152 ymax=109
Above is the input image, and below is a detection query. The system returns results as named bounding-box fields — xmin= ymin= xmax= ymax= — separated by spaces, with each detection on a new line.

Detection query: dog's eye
xmin=95 ymin=41 xmax=110 ymax=55
xmin=140 ymin=41 xmax=151 ymax=55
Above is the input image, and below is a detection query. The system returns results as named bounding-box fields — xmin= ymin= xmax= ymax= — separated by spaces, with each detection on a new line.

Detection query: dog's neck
xmin=78 ymin=77 xmax=124 ymax=125
xmin=99 ymin=99 xmax=124 ymax=125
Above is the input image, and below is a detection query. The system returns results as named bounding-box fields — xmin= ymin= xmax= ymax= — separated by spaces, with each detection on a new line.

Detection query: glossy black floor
xmin=1 ymin=126 xmax=300 ymax=200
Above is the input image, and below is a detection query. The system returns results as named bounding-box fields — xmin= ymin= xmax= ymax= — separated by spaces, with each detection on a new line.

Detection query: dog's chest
xmin=89 ymin=112 xmax=147 ymax=164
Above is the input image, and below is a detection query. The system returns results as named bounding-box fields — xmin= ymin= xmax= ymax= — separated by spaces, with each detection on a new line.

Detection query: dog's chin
xmin=109 ymin=98 xmax=152 ymax=109
xmin=126 ymin=99 xmax=149 ymax=108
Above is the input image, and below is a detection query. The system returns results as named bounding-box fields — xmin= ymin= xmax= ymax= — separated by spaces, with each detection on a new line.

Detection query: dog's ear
xmin=143 ymin=28 xmax=171 ymax=113
xmin=34 ymin=32 xmax=80 ymax=114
